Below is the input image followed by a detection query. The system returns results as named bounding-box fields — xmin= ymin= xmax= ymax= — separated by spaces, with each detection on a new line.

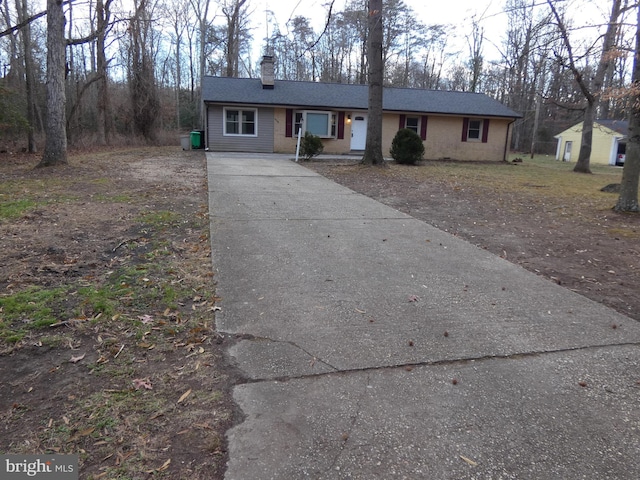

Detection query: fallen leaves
xmin=460 ymin=455 xmax=478 ymax=466
xmin=132 ymin=378 xmax=153 ymax=390
xmin=145 ymin=459 xmax=171 ymax=474
xmin=138 ymin=314 xmax=154 ymax=324
xmin=68 ymin=427 xmax=95 ymax=442
xmin=69 ymin=352 xmax=86 ymax=364
xmin=177 ymin=388 xmax=192 ymax=404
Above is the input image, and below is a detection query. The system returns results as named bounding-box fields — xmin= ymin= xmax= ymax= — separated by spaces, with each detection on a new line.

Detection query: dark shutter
xmin=482 ymin=119 xmax=490 ymax=143
xmin=286 ymin=109 xmax=293 ymax=137
xmin=399 ymin=114 xmax=406 ymax=130
xmin=461 ymin=117 xmax=469 ymax=142
xmin=420 ymin=115 xmax=428 ymax=140
xmin=338 ymin=112 xmax=345 ymax=139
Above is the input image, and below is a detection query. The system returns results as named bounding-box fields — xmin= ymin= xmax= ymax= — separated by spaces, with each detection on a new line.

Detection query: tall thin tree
xmin=38 ymin=0 xmax=67 ymax=167
xmin=95 ymin=0 xmax=113 ymax=145
xmin=614 ymin=4 xmax=640 ymax=212
xmin=548 ymin=0 xmax=623 ymax=173
xmin=361 ymin=0 xmax=384 ymax=165
xmin=17 ymin=0 xmax=36 ymax=152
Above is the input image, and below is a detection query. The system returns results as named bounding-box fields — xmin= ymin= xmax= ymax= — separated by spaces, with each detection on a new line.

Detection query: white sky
xmin=30 ymin=0 xmax=619 ymax=66
xmin=251 ymin=0 xmax=616 ymax=61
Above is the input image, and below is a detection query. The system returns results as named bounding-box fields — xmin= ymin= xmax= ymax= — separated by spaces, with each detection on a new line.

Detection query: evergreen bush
xmin=390 ymin=128 xmax=425 ymax=165
xmin=299 ymin=131 xmax=324 ymax=160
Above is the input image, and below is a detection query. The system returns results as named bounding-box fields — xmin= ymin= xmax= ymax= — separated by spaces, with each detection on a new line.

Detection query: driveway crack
xmin=324 ymin=373 xmax=370 ymax=477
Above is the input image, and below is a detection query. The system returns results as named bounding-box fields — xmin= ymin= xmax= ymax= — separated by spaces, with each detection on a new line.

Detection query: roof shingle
xmin=202 ymin=77 xmax=521 ymax=118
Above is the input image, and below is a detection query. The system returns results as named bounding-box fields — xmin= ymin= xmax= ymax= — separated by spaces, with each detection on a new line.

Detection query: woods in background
xmin=0 ymin=0 xmax=638 ymax=159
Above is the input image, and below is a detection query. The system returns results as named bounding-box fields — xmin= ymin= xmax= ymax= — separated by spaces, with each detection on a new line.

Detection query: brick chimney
xmin=260 ymin=55 xmax=274 ymax=89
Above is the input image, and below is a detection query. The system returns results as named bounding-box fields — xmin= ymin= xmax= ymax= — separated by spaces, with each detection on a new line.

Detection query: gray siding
xmin=206 ymin=105 xmax=274 ymax=153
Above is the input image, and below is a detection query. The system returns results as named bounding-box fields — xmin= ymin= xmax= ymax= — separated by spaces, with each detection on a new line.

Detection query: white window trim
xmin=295 ymin=110 xmax=336 ymax=139
xmin=223 ymin=107 xmax=258 ymax=137
xmin=404 ymin=116 xmax=420 ymax=134
xmin=466 ymin=118 xmax=484 ymax=142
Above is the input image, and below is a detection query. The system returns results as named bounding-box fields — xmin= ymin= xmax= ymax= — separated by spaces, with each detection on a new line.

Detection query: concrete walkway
xmin=207 ymin=153 xmax=640 ymax=479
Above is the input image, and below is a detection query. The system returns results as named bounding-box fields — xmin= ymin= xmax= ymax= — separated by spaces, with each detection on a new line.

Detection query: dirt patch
xmin=2 ymin=151 xmax=638 ymax=478
xmin=305 ymin=159 xmax=640 ymax=322
xmin=0 ymin=147 xmax=238 ymax=479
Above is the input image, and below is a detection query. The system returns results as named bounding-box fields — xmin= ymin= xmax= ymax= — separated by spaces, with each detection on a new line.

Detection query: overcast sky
xmin=30 ymin=0 xmax=619 ymax=65
xmin=251 ymin=0 xmax=616 ymax=61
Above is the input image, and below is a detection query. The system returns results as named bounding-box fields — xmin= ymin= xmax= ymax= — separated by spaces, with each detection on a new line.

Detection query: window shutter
xmin=461 ymin=117 xmax=469 ymax=142
xmin=482 ymin=119 xmax=490 ymax=143
xmin=420 ymin=115 xmax=428 ymax=141
xmin=286 ymin=109 xmax=293 ymax=137
xmin=399 ymin=114 xmax=406 ymax=130
xmin=338 ymin=112 xmax=345 ymax=139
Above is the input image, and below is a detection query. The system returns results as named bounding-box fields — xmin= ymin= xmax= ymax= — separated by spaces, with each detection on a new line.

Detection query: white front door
xmin=350 ymin=113 xmax=367 ymax=150
xmin=563 ymin=141 xmax=572 ymax=162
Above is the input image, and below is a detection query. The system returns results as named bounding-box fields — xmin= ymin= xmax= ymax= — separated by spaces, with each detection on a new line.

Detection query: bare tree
xmin=128 ymin=0 xmax=160 ymax=141
xmin=189 ymin=0 xmax=213 ymax=127
xmin=361 ymin=0 xmax=384 ymax=165
xmin=38 ymin=0 xmax=67 ymax=167
xmin=467 ymin=17 xmax=484 ymax=93
xmin=95 ymin=0 xmax=113 ymax=145
xmin=16 ymin=0 xmax=36 ymax=152
xmin=222 ymin=0 xmax=249 ymax=77
xmin=615 ymin=4 xmax=640 ymax=212
xmin=548 ymin=0 xmax=623 ymax=173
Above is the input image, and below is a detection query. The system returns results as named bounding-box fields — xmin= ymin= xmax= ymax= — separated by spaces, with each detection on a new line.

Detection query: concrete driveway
xmin=207 ymin=152 xmax=640 ymax=479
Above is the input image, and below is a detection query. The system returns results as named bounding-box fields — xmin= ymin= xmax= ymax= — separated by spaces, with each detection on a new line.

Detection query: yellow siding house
xmin=201 ymin=56 xmax=522 ymax=161
xmin=554 ymin=120 xmax=627 ymax=166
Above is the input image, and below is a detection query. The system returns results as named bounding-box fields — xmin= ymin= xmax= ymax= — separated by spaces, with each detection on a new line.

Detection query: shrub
xmin=390 ymin=128 xmax=425 ymax=165
xmin=299 ymin=131 xmax=324 ymax=160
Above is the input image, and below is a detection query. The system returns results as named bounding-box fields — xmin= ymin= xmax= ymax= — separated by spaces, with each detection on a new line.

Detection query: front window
xmin=467 ymin=119 xmax=482 ymax=140
xmin=225 ymin=108 xmax=257 ymax=136
xmin=405 ymin=116 xmax=419 ymax=134
xmin=294 ymin=110 xmax=335 ymax=138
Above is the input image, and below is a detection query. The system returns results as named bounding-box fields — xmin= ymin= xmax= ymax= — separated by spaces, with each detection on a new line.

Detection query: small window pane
xmin=226 ymin=110 xmax=239 ymax=134
xmin=242 ymin=111 xmax=255 ymax=135
xmin=307 ymin=113 xmax=329 ymax=136
xmin=405 ymin=117 xmax=419 ymax=133
xmin=468 ymin=120 xmax=482 ymax=139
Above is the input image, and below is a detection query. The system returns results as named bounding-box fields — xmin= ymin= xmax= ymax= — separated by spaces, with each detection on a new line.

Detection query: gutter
xmin=503 ymin=118 xmax=518 ymax=161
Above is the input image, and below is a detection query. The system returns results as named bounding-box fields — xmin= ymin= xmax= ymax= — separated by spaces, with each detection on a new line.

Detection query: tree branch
xmin=300 ymin=0 xmax=335 ymax=56
xmin=0 ymin=10 xmax=46 ymax=38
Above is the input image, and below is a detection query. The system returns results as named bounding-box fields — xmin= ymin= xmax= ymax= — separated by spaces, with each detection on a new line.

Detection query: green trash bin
xmin=190 ymin=131 xmax=201 ymax=149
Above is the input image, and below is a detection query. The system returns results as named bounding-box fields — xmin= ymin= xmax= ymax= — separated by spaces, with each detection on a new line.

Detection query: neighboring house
xmin=201 ymin=56 xmax=521 ymax=160
xmin=554 ymin=120 xmax=628 ymax=166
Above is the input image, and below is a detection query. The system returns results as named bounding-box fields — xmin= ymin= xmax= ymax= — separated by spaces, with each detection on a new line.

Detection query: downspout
xmin=204 ymin=103 xmax=209 ymax=151
xmin=503 ymin=118 xmax=518 ymax=161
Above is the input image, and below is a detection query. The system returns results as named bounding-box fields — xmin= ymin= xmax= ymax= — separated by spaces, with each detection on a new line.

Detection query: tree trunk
xmin=3 ymin=0 xmax=19 ymax=83
xmin=129 ymin=0 xmax=160 ymax=142
xmin=547 ymin=0 xmax=622 ymax=174
xmin=224 ymin=0 xmax=247 ymax=78
xmin=95 ymin=0 xmax=111 ymax=146
xmin=195 ymin=0 xmax=212 ymax=128
xmin=17 ymin=0 xmax=36 ymax=152
xmin=614 ymin=4 xmax=640 ymax=213
xmin=575 ymin=0 xmax=621 ymax=173
xmin=39 ymin=0 xmax=67 ymax=167
xmin=361 ymin=0 xmax=384 ymax=166
xmin=574 ymin=101 xmax=595 ymax=173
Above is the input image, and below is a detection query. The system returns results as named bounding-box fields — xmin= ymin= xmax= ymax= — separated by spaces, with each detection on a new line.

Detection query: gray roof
xmin=597 ymin=119 xmax=628 ymax=135
xmin=202 ymin=77 xmax=522 ymax=118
